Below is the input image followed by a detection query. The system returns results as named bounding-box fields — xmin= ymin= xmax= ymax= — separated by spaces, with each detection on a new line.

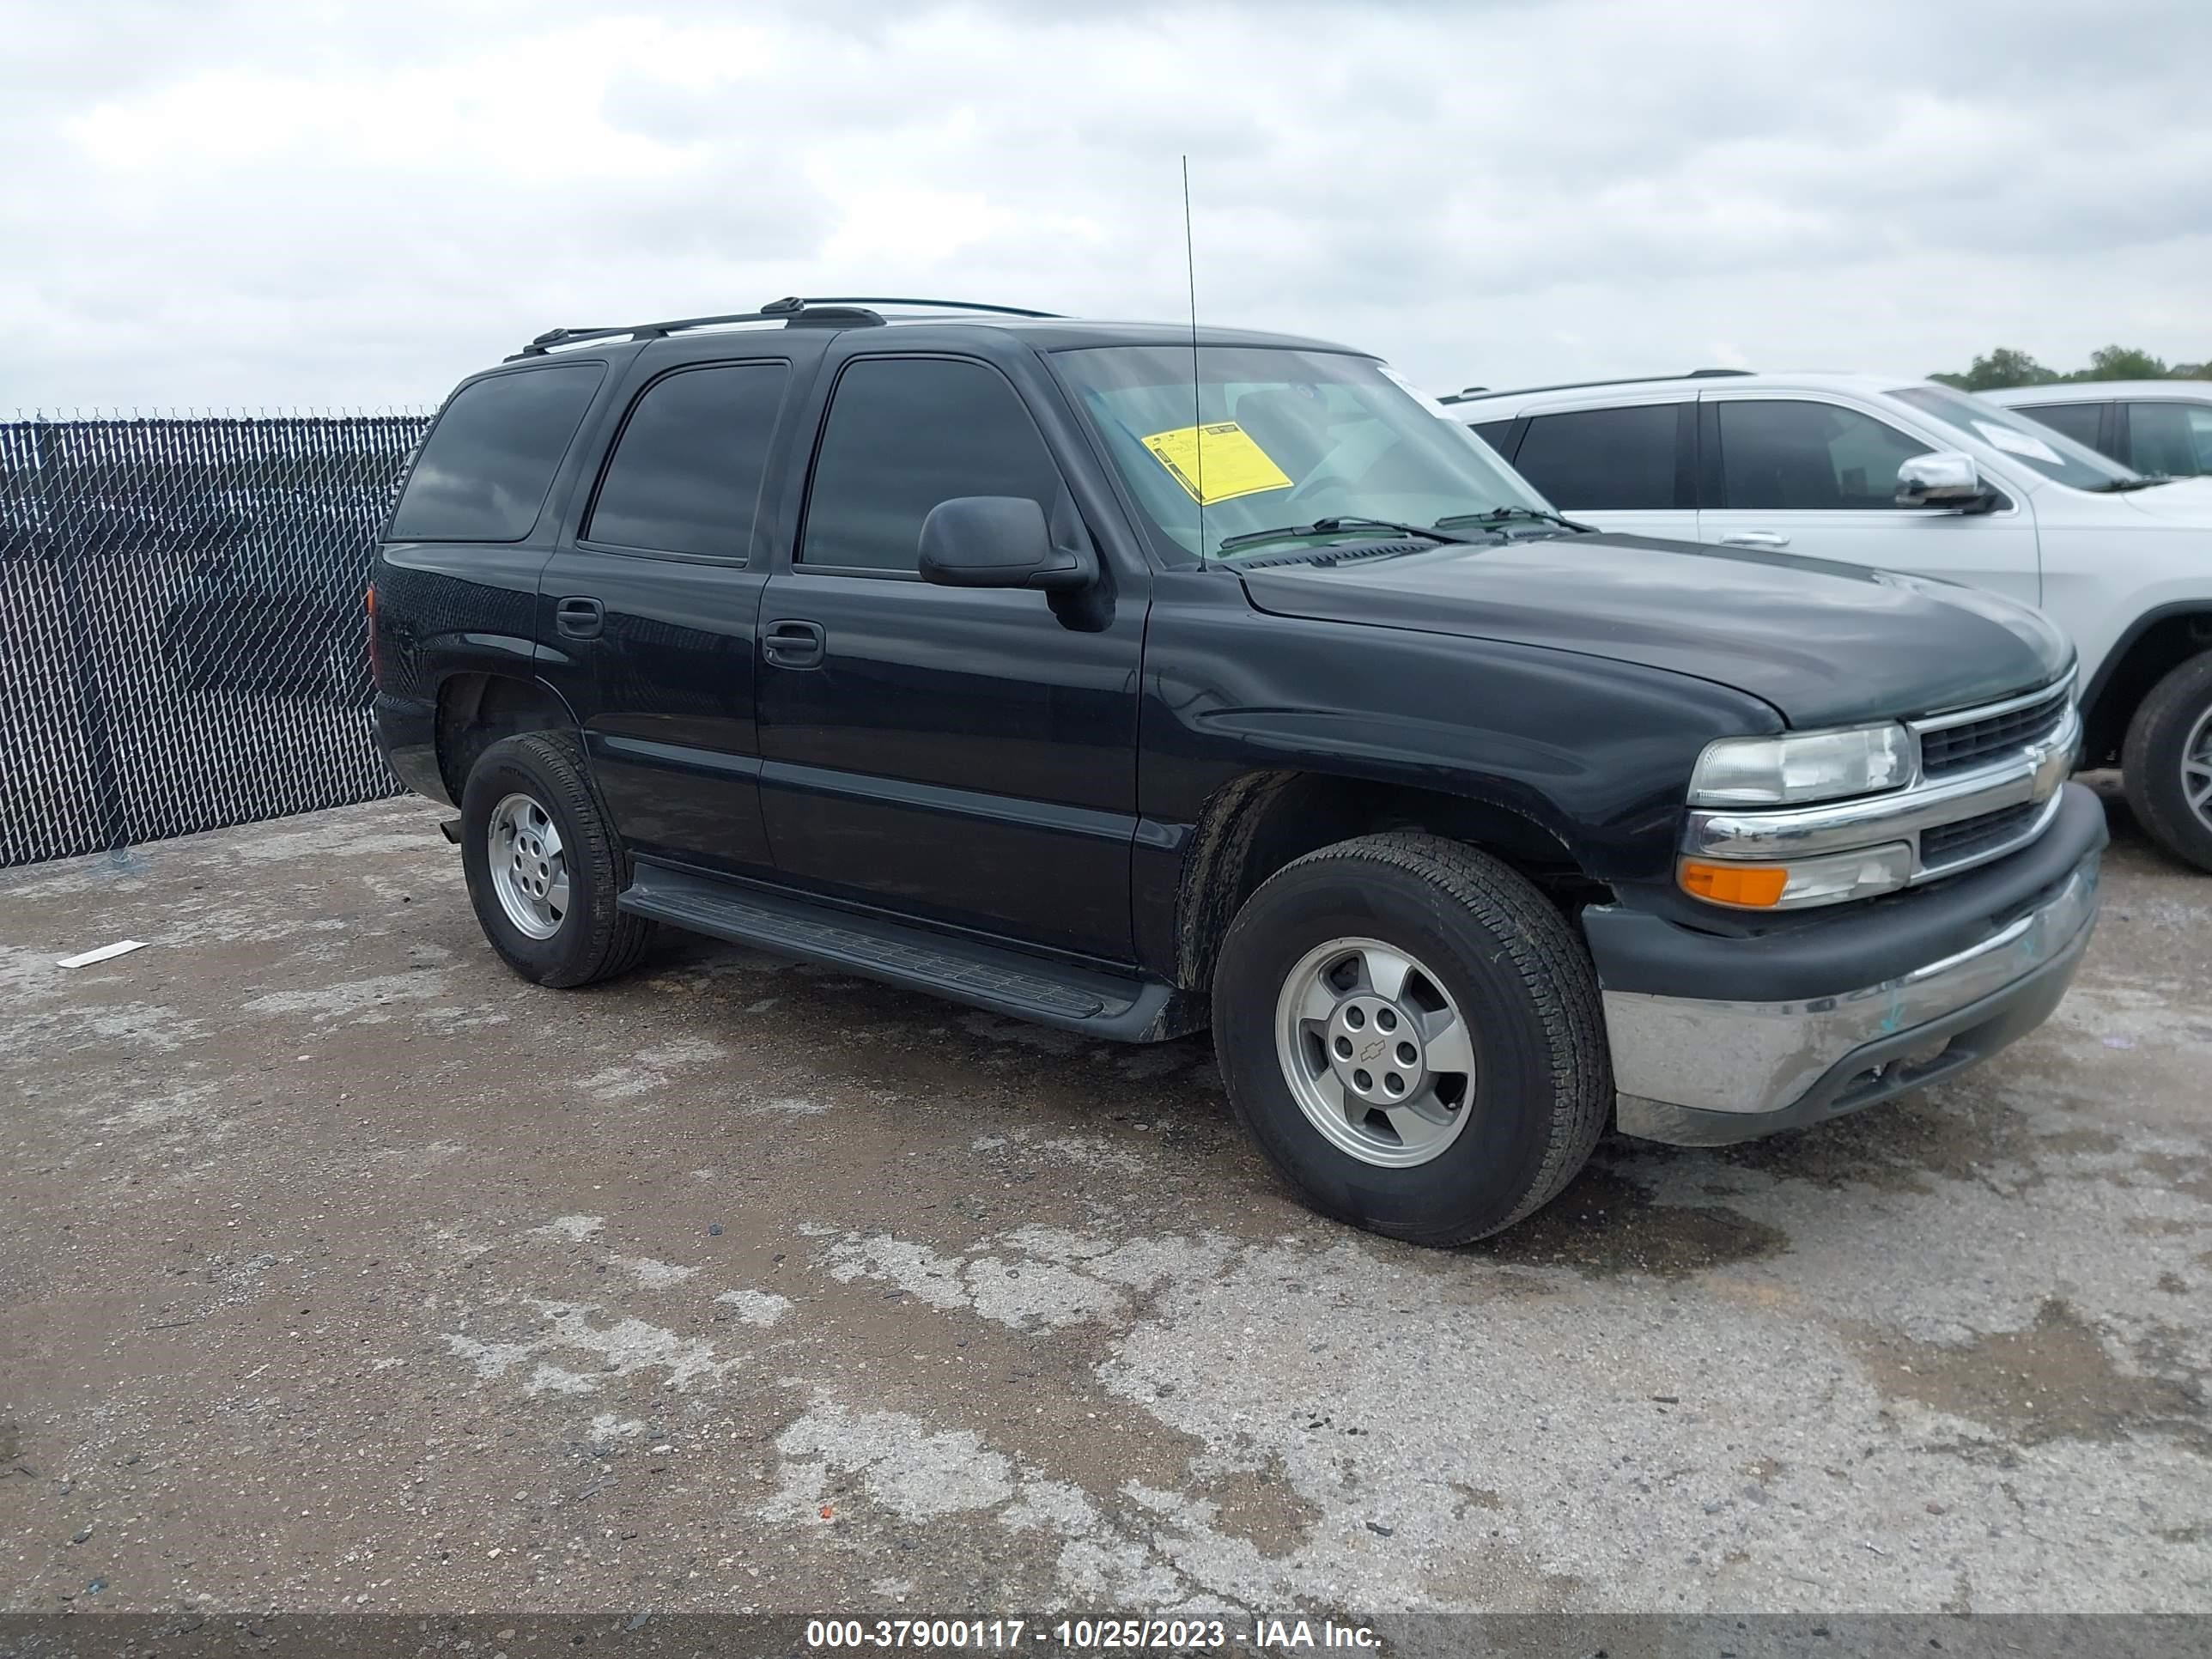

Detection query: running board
xmin=618 ymin=863 xmax=1190 ymax=1042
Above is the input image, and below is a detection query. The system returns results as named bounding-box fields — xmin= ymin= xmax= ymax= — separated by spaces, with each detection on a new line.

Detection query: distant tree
xmin=1928 ymin=347 xmax=2060 ymax=391
xmin=1932 ymin=343 xmax=2209 ymax=386
xmin=2064 ymin=343 xmax=2171 ymax=381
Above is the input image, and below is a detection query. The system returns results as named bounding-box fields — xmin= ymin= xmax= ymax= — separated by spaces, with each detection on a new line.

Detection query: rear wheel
xmin=2122 ymin=652 xmax=2212 ymax=873
xmin=1212 ymin=831 xmax=1611 ymax=1246
xmin=459 ymin=732 xmax=656 ymax=987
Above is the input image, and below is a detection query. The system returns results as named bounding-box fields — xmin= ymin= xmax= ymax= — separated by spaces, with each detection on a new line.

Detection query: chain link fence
xmin=1 ymin=411 xmax=434 ymax=868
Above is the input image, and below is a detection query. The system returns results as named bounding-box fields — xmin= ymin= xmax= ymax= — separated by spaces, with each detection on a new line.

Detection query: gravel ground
xmin=2 ymin=787 xmax=2208 ymax=1618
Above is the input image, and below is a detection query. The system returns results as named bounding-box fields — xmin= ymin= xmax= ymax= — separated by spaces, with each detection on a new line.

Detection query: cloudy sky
xmin=6 ymin=0 xmax=2207 ymax=412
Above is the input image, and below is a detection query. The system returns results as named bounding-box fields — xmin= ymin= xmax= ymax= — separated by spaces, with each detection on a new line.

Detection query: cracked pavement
xmin=2 ymin=787 xmax=2209 ymax=1615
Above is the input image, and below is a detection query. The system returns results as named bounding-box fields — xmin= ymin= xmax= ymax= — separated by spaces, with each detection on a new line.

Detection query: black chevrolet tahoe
xmin=369 ymin=296 xmax=2106 ymax=1246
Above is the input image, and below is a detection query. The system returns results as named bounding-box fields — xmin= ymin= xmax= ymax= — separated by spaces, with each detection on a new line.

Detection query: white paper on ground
xmin=58 ymin=939 xmax=149 ymax=969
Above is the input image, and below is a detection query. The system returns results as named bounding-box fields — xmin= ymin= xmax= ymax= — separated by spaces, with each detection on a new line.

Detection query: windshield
xmin=1887 ymin=384 xmax=2146 ymax=490
xmin=1052 ymin=345 xmax=1551 ymax=559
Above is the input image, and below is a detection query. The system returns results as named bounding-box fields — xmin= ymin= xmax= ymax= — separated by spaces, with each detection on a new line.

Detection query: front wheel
xmin=2122 ymin=651 xmax=2212 ymax=873
xmin=1211 ymin=832 xmax=1612 ymax=1246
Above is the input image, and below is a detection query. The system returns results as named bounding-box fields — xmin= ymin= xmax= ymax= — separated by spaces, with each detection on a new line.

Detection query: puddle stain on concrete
xmin=1480 ymin=1163 xmax=1791 ymax=1279
xmin=1707 ymin=1091 xmax=2057 ymax=1197
xmin=1850 ymin=1297 xmax=2209 ymax=1452
xmin=1185 ymin=1457 xmax=1323 ymax=1559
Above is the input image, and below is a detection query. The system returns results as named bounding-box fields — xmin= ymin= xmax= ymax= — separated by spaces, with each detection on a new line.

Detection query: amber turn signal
xmin=1679 ymin=860 xmax=1790 ymax=908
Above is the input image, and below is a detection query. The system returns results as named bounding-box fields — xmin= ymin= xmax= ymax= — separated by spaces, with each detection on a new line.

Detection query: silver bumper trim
xmin=1602 ymin=852 xmax=2101 ymax=1119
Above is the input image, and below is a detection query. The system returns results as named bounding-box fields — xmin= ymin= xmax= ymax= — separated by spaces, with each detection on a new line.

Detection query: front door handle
xmin=763 ymin=618 xmax=826 ymax=670
xmin=554 ymin=596 xmax=605 ymax=639
xmin=1718 ymin=530 xmax=1790 ymax=549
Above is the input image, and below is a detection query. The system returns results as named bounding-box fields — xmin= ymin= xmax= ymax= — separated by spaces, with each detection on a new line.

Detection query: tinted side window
xmin=1717 ymin=400 xmax=1929 ymax=511
xmin=801 ymin=358 xmax=1062 ymax=571
xmin=1511 ymin=405 xmax=1680 ymax=510
xmin=389 ymin=364 xmax=603 ymax=541
xmin=2126 ymin=402 xmax=2212 ymax=478
xmin=586 ymin=362 xmax=788 ymax=558
xmin=2021 ymin=402 xmax=2105 ymax=452
xmin=1468 ymin=418 xmax=1518 ymax=459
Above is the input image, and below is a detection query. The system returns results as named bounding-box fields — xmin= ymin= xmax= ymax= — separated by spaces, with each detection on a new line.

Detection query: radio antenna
xmin=1182 ymin=155 xmax=1204 ymax=556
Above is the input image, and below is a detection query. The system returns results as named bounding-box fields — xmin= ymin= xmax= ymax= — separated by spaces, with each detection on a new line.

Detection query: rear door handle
xmin=555 ymin=595 xmax=605 ymax=639
xmin=1718 ymin=530 xmax=1790 ymax=549
xmin=763 ymin=618 xmax=826 ymax=670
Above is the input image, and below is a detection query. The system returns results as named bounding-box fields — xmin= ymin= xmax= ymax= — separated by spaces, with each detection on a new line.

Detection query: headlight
xmin=1680 ymin=843 xmax=1914 ymax=910
xmin=1689 ymin=724 xmax=1914 ymax=807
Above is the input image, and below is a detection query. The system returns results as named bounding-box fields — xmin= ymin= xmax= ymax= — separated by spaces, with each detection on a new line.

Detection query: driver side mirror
xmin=918 ymin=496 xmax=1097 ymax=592
xmin=1897 ymin=452 xmax=1995 ymax=511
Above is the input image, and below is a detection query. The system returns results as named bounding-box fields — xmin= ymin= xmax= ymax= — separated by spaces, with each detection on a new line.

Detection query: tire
xmin=458 ymin=731 xmax=657 ymax=988
xmin=2121 ymin=651 xmax=2212 ymax=874
xmin=1211 ymin=831 xmax=1612 ymax=1247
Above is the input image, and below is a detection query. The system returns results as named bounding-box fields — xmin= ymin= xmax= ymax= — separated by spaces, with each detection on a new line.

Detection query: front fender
xmin=1132 ymin=573 xmax=1781 ymax=979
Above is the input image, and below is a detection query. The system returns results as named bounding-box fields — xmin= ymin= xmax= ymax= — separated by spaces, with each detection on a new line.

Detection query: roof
xmin=1437 ymin=368 xmax=1750 ymax=404
xmin=1443 ymin=369 xmax=1942 ymax=416
xmin=507 ymin=295 xmax=1357 ymax=362
xmin=1986 ymin=380 xmax=2212 ymax=405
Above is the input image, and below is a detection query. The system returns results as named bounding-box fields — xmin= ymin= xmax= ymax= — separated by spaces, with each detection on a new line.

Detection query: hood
xmin=2119 ymin=475 xmax=2212 ymax=524
xmin=1237 ymin=532 xmax=2072 ymax=729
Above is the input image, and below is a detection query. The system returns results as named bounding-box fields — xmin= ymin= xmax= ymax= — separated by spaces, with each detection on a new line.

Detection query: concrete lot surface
xmin=2 ymin=792 xmax=2209 ymax=1616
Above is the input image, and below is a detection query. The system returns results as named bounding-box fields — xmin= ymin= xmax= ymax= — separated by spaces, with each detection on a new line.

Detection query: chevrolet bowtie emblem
xmin=2031 ymin=745 xmax=2069 ymax=802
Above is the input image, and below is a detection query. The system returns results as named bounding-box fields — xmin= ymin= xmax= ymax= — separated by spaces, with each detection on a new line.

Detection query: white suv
xmin=1442 ymin=371 xmax=2212 ymax=871
xmin=1985 ymin=380 xmax=2212 ymax=479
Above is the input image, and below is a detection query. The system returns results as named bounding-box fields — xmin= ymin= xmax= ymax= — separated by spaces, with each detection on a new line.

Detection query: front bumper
xmin=1590 ymin=782 xmax=2106 ymax=1147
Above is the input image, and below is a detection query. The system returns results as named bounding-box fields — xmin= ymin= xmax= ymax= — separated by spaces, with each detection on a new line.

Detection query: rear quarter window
xmin=388 ymin=363 xmax=605 ymax=542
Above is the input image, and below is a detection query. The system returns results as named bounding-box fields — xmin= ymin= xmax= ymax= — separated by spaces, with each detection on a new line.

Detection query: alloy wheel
xmin=1273 ymin=936 xmax=1479 ymax=1168
xmin=487 ymin=792 xmax=569 ymax=940
xmin=2184 ymin=704 xmax=2212 ymax=832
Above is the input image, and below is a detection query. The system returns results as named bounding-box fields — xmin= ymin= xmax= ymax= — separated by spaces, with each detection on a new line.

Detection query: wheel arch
xmin=2081 ymin=605 xmax=2212 ymax=766
xmin=435 ymin=671 xmax=584 ymax=802
xmin=1168 ymin=767 xmax=1603 ymax=993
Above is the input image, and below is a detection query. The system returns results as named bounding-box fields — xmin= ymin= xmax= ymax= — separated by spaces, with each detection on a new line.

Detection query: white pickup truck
xmin=1441 ymin=371 xmax=2212 ymax=871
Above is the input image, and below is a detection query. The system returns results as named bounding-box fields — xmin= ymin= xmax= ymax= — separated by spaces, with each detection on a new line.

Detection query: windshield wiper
xmin=1434 ymin=506 xmax=1596 ymax=534
xmin=1217 ymin=515 xmax=1476 ymax=554
xmin=2090 ymin=475 xmax=2172 ymax=493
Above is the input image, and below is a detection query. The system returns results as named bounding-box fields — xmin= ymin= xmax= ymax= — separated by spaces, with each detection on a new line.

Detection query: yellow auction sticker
xmin=1140 ymin=422 xmax=1295 ymax=506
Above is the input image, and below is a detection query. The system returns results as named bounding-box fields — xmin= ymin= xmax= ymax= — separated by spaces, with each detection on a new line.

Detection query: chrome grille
xmin=1916 ymin=685 xmax=2071 ymax=779
xmin=1919 ymin=800 xmax=2045 ymax=871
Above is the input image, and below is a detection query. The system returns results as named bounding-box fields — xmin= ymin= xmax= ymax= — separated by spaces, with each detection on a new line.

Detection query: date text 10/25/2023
xmin=803 ymin=1616 xmax=1383 ymax=1651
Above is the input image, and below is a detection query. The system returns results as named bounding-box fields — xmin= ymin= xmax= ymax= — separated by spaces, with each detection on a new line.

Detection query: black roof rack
xmin=509 ymin=295 xmax=1065 ymax=359
xmin=767 ymin=295 xmax=1065 ymax=319
xmin=1437 ymin=368 xmax=1753 ymax=405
